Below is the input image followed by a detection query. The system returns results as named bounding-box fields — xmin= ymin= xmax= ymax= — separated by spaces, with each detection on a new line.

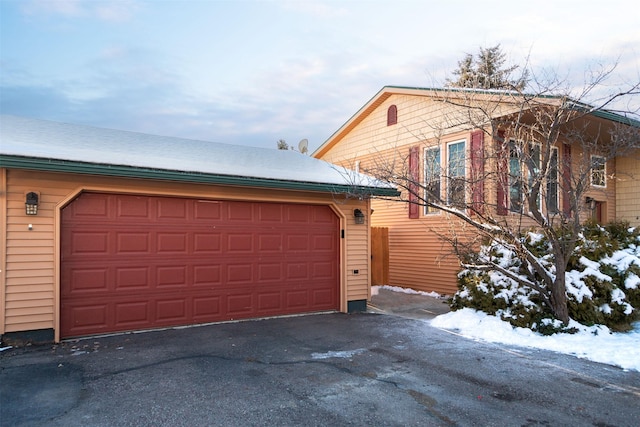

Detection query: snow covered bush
xmin=451 ymin=221 xmax=640 ymax=334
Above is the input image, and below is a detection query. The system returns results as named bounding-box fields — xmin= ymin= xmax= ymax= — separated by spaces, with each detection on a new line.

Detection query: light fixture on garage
xmin=354 ymin=208 xmax=365 ymax=224
xmin=25 ymin=192 xmax=39 ymax=215
xmin=585 ymin=197 xmax=597 ymax=211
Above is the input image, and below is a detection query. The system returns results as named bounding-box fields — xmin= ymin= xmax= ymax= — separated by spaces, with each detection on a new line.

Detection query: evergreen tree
xmin=276 ymin=139 xmax=289 ymax=150
xmin=446 ymin=44 xmax=528 ymax=90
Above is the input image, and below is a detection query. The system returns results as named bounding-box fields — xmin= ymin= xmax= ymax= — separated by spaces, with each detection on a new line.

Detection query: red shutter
xmin=562 ymin=144 xmax=572 ymax=216
xmin=470 ymin=130 xmax=485 ymax=214
xmin=408 ymin=146 xmax=419 ymax=219
xmin=495 ymin=130 xmax=508 ymax=215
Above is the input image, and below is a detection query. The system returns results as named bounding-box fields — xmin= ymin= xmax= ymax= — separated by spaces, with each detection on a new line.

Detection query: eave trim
xmin=0 ymin=155 xmax=400 ymax=197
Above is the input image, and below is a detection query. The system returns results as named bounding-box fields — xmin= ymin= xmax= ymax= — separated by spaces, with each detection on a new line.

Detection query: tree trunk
xmin=551 ymin=265 xmax=569 ymax=325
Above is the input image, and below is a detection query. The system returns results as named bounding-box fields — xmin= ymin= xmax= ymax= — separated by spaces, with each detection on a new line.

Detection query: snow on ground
xmin=431 ymin=307 xmax=640 ymax=372
xmin=372 ymin=285 xmax=441 ymax=298
xmin=374 ymin=285 xmax=640 ymax=372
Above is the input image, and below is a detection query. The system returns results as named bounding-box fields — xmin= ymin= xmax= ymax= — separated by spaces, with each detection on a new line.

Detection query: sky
xmin=1 ymin=0 xmax=639 ymax=152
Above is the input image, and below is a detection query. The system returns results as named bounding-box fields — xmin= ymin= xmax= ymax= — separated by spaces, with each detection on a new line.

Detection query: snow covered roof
xmin=0 ymin=115 xmax=397 ymax=196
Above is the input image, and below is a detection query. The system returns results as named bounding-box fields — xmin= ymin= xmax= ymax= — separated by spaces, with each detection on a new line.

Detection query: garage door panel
xmin=115 ymin=301 xmax=150 ymax=325
xmin=69 ymin=232 xmax=109 ymax=255
xmin=157 ymin=197 xmax=188 ymax=220
xmin=193 ymin=265 xmax=221 ymax=285
xmin=194 ymin=200 xmax=222 ymax=220
xmin=257 ymin=263 xmax=282 ymax=281
xmin=227 ymin=294 xmax=253 ymax=315
xmin=116 ymin=232 xmax=150 ymax=253
xmin=258 ymin=204 xmax=284 ymax=222
xmin=115 ymin=266 xmax=150 ymax=289
xmin=227 ymin=233 xmax=253 ymax=252
xmin=312 ymin=288 xmax=335 ymax=306
xmin=156 ymin=265 xmax=187 ymax=287
xmin=156 ymin=299 xmax=188 ymax=322
xmin=66 ymin=268 xmax=109 ymax=292
xmin=227 ymin=263 xmax=253 ymax=283
xmin=193 ymin=233 xmax=222 ymax=253
xmin=117 ymin=196 xmax=150 ymax=218
xmin=257 ymin=292 xmax=282 ymax=311
xmin=258 ymin=234 xmax=283 ymax=252
xmin=64 ymin=304 xmax=108 ymax=330
xmin=157 ymin=232 xmax=188 ymax=253
xmin=287 ymin=234 xmax=309 ymax=250
xmin=61 ymin=193 xmax=339 ymax=338
xmin=227 ymin=202 xmax=253 ymax=221
xmin=65 ymin=195 xmax=109 ymax=219
xmin=193 ymin=296 xmax=222 ymax=319
xmin=286 ymin=263 xmax=309 ymax=279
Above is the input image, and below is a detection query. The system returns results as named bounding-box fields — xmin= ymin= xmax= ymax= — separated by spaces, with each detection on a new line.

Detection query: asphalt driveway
xmin=2 ymin=300 xmax=640 ymax=426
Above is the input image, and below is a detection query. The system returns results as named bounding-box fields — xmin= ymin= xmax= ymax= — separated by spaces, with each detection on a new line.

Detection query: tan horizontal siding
xmin=343 ymin=199 xmax=371 ymax=301
xmin=3 ymin=168 xmax=370 ymax=336
xmin=318 ymin=92 xmax=626 ymax=297
xmin=616 ymin=150 xmax=640 ymax=226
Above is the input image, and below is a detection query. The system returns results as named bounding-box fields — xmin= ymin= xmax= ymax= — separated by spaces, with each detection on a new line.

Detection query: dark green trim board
xmin=0 ymin=155 xmax=400 ymax=198
xmin=1 ymin=329 xmax=55 ymax=346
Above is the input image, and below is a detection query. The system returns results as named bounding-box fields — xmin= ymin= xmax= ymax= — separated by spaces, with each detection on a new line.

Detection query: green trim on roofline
xmin=0 ymin=155 xmax=400 ymax=197
xmin=384 ymin=85 xmax=640 ymax=127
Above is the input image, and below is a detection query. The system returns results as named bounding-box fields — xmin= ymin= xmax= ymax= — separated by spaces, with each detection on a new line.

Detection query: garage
xmin=60 ymin=192 xmax=339 ymax=338
xmin=2 ymin=115 xmax=398 ymax=343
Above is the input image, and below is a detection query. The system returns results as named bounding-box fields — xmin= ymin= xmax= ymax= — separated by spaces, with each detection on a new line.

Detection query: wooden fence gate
xmin=371 ymin=227 xmax=389 ymax=286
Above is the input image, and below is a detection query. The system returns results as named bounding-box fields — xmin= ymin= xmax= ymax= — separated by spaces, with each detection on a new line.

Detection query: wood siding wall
xmin=616 ymin=149 xmax=640 ymax=226
xmin=317 ymin=93 xmax=622 ymax=296
xmin=1 ymin=168 xmax=371 ymax=336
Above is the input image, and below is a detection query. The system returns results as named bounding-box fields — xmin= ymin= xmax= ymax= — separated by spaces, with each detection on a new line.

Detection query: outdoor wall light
xmin=25 ymin=192 xmax=39 ymax=215
xmin=354 ymin=208 xmax=365 ymax=224
xmin=585 ymin=197 xmax=597 ymax=211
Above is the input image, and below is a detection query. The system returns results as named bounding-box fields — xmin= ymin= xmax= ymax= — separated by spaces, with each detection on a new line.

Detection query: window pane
xmin=547 ymin=149 xmax=558 ymax=213
xmin=448 ymin=142 xmax=465 ymax=207
xmin=424 ymin=148 xmax=441 ymax=213
xmin=527 ymin=144 xmax=541 ymax=209
xmin=509 ymin=142 xmax=522 ymax=211
xmin=591 ymin=156 xmax=605 ymax=187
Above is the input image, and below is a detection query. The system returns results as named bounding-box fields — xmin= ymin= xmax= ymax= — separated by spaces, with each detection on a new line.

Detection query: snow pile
xmin=432 ymin=308 xmax=640 ymax=372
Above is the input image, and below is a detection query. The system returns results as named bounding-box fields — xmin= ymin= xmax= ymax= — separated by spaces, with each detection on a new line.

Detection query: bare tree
xmin=276 ymin=139 xmax=289 ymax=150
xmin=363 ymin=68 xmax=640 ymax=324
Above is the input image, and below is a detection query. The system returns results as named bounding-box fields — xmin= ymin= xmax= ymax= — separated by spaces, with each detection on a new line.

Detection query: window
xmin=591 ymin=155 xmax=606 ymax=187
xmin=508 ymin=141 xmax=523 ymax=211
xmin=508 ymin=140 xmax=560 ymax=213
xmin=424 ymin=147 xmax=441 ymax=214
xmin=447 ymin=141 xmax=466 ymax=207
xmin=387 ymin=105 xmax=397 ymax=126
xmin=546 ymin=148 xmax=559 ymax=213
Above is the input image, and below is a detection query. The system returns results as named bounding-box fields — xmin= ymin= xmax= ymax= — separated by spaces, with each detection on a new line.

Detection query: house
xmin=0 ymin=115 xmax=398 ymax=343
xmin=313 ymin=86 xmax=640 ymax=295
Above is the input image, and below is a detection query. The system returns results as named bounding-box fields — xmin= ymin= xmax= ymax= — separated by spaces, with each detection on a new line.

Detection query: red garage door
xmin=61 ymin=193 xmax=339 ymax=338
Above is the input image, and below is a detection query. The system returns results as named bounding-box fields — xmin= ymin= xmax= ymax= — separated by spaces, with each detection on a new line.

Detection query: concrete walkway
xmin=368 ymin=286 xmax=451 ymax=320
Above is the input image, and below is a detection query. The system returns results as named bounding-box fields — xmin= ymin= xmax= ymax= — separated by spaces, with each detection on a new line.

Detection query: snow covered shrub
xmin=452 ymin=221 xmax=640 ymax=334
